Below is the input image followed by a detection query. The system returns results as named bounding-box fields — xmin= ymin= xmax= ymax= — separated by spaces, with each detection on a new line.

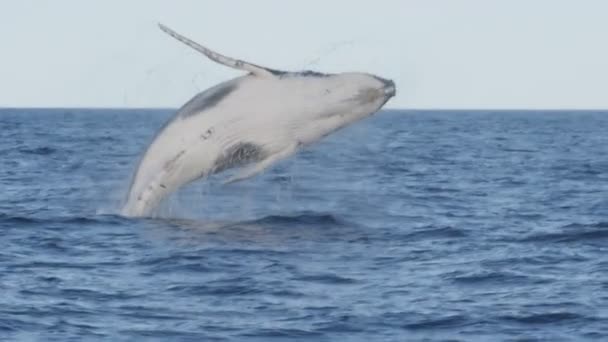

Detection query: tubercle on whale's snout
xmin=372 ymin=76 xmax=396 ymax=98
xmin=383 ymin=80 xmax=396 ymax=97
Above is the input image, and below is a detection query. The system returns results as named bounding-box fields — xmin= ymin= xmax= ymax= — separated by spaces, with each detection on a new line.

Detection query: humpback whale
xmin=121 ymin=24 xmax=396 ymax=217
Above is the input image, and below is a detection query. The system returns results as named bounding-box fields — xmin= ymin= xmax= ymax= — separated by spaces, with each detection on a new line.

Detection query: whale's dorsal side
xmin=158 ymin=23 xmax=283 ymax=78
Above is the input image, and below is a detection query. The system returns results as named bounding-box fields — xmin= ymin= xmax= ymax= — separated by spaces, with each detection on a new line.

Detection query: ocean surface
xmin=0 ymin=108 xmax=607 ymax=341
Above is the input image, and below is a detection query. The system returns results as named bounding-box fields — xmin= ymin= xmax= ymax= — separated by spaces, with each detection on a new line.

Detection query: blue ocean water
xmin=0 ymin=108 xmax=607 ymax=341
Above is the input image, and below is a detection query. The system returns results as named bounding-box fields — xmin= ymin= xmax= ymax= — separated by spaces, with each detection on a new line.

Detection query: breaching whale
xmin=121 ymin=23 xmax=396 ymax=217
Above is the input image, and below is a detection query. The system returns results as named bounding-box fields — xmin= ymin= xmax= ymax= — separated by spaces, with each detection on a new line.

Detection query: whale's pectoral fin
xmin=158 ymin=23 xmax=283 ymax=79
xmin=223 ymin=142 xmax=299 ymax=184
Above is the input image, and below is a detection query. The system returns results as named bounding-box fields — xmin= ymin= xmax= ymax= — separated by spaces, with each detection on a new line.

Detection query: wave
xmin=18 ymin=146 xmax=56 ymax=155
xmin=398 ymin=225 xmax=469 ymax=240
xmin=248 ymin=212 xmax=343 ymax=227
xmin=0 ymin=213 xmax=128 ymax=227
xmin=521 ymin=222 xmax=608 ymax=244
xmin=499 ymin=312 xmax=586 ymax=324
xmin=144 ymin=211 xmax=350 ymax=237
xmin=401 ymin=314 xmax=471 ymax=330
xmin=450 ymin=271 xmax=535 ymax=285
xmin=291 ymin=274 xmax=358 ymax=285
xmin=377 ymin=312 xmax=475 ymax=331
xmin=240 ymin=328 xmax=323 ymax=338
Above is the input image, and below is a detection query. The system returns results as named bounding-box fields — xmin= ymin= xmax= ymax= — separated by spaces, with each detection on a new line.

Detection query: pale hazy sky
xmin=1 ymin=0 xmax=607 ymax=109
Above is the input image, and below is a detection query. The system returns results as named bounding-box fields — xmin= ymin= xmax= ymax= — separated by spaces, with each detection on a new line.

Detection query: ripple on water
xmin=291 ymin=274 xmax=358 ymax=285
xmin=449 ymin=271 xmax=533 ymax=286
xmin=521 ymin=222 xmax=608 ymax=244
xmin=401 ymin=314 xmax=473 ymax=330
xmin=166 ymin=282 xmax=263 ymax=297
xmin=18 ymin=146 xmax=56 ymax=155
xmin=398 ymin=225 xmax=470 ymax=240
xmin=247 ymin=212 xmax=345 ymax=227
xmin=0 ymin=213 xmax=128 ymax=228
xmin=240 ymin=328 xmax=323 ymax=338
xmin=498 ymin=312 xmax=587 ymax=325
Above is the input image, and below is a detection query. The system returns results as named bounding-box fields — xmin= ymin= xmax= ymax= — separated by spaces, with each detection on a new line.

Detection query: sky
xmin=1 ymin=0 xmax=607 ymax=109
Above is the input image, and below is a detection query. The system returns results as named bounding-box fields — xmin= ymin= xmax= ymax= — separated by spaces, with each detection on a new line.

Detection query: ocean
xmin=1 ymin=108 xmax=607 ymax=341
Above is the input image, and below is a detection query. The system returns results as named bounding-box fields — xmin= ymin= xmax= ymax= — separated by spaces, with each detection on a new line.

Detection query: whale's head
xmin=156 ymin=23 xmax=396 ymax=127
xmin=277 ymin=71 xmax=396 ymax=123
xmin=326 ymin=71 xmax=396 ymax=117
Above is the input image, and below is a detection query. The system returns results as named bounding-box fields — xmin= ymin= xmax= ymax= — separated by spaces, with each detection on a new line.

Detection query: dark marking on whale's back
xmin=214 ymin=142 xmax=265 ymax=173
xmin=267 ymin=68 xmax=288 ymax=77
xmin=298 ymin=70 xmax=331 ymax=78
xmin=178 ymin=82 xmax=238 ymax=118
xmin=164 ymin=150 xmax=186 ymax=171
xmin=270 ymin=69 xmax=331 ymax=79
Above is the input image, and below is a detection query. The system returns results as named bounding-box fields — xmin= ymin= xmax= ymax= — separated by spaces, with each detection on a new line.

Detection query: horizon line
xmin=1 ymin=106 xmax=608 ymax=112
